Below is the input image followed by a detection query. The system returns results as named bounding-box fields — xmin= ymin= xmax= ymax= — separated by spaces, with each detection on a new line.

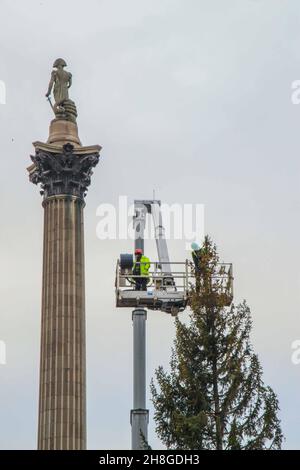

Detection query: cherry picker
xmin=115 ymin=199 xmax=233 ymax=449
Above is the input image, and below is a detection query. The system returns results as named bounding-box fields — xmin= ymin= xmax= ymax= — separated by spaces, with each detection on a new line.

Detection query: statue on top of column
xmin=46 ymin=58 xmax=77 ymax=123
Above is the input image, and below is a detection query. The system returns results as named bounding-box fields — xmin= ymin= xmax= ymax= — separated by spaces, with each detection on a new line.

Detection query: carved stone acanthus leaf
xmin=29 ymin=143 xmax=100 ymax=200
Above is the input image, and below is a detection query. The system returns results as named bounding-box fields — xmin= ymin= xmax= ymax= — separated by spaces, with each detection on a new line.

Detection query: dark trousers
xmin=135 ymin=277 xmax=148 ymax=291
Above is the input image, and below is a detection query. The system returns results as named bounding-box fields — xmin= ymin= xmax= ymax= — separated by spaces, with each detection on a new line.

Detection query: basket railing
xmin=116 ymin=260 xmax=233 ymax=299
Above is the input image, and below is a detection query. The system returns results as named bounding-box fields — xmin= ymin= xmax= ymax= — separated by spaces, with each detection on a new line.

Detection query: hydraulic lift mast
xmin=131 ymin=199 xmax=173 ymax=450
xmin=134 ymin=200 xmax=172 ymax=277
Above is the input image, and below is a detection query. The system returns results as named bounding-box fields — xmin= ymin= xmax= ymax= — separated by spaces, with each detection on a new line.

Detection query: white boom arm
xmin=134 ymin=200 xmax=173 ymax=277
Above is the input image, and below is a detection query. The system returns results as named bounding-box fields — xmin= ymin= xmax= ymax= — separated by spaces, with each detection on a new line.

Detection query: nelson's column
xmin=27 ymin=59 xmax=101 ymax=450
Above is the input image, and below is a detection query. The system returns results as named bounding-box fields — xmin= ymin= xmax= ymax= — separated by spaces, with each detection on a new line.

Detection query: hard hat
xmin=135 ymin=248 xmax=143 ymax=255
xmin=191 ymin=242 xmax=200 ymax=251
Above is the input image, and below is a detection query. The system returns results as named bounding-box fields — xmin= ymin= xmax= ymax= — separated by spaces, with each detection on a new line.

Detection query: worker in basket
xmin=191 ymin=242 xmax=203 ymax=273
xmin=191 ymin=242 xmax=205 ymax=292
xmin=132 ymin=248 xmax=150 ymax=291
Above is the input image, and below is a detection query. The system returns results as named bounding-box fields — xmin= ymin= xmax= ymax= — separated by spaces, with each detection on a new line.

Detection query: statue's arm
xmin=68 ymin=72 xmax=72 ymax=89
xmin=46 ymin=71 xmax=55 ymax=97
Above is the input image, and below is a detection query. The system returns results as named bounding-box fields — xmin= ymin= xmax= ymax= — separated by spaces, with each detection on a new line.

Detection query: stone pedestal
xmin=28 ymin=131 xmax=101 ymax=450
xmin=47 ymin=119 xmax=81 ymax=147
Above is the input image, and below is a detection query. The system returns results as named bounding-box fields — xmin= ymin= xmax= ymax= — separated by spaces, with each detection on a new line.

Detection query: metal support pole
xmin=130 ymin=308 xmax=149 ymax=450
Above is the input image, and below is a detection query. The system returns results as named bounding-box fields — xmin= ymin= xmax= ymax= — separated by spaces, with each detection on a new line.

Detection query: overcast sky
xmin=1 ymin=0 xmax=300 ymax=449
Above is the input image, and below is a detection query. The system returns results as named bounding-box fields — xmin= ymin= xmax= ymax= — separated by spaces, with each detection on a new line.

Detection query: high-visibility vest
xmin=133 ymin=256 xmax=150 ymax=276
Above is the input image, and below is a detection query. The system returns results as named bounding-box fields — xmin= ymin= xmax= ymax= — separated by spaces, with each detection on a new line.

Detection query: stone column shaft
xmin=38 ymin=195 xmax=86 ymax=450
